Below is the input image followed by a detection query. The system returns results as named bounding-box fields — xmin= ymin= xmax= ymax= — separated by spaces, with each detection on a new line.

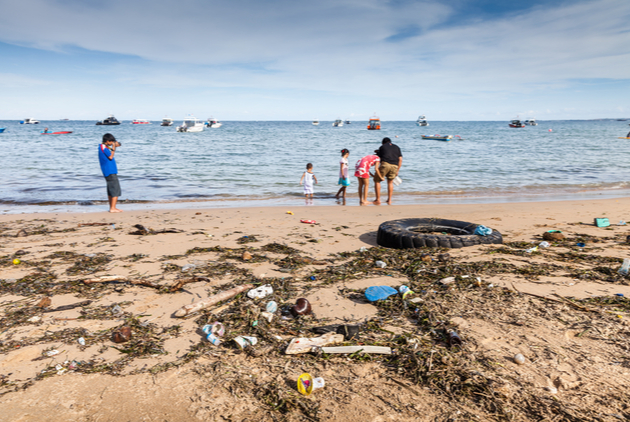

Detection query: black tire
xmin=376 ymin=218 xmax=503 ymax=249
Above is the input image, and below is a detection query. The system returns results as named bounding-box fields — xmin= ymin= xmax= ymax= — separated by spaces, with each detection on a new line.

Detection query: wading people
xmin=374 ymin=137 xmax=402 ymax=204
xmin=354 ymin=153 xmax=381 ymax=205
xmin=98 ymin=133 xmax=123 ymax=213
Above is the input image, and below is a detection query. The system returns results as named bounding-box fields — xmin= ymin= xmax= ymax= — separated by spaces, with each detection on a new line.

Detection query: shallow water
xmin=1 ymin=119 xmax=629 ymax=213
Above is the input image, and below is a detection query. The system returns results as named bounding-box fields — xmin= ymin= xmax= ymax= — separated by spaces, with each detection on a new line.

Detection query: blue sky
xmin=0 ymin=0 xmax=628 ymax=121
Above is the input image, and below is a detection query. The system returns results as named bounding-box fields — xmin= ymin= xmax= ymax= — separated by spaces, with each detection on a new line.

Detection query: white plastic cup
xmin=393 ymin=176 xmax=402 ymax=186
xmin=539 ymin=241 xmax=550 ymax=248
xmin=619 ymin=258 xmax=630 ymax=276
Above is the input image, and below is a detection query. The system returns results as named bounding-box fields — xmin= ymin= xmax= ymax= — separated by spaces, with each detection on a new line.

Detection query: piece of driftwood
xmin=174 ymin=284 xmax=253 ymax=317
xmin=321 ymin=346 xmax=392 ymax=355
xmin=43 ymin=300 xmax=92 ymax=313
xmin=285 ymin=332 xmax=344 ymax=355
xmin=78 ymin=223 xmax=110 ymax=227
xmin=129 ymin=224 xmax=184 ymax=235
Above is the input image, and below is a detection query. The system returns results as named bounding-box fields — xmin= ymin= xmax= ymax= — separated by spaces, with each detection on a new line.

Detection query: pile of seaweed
xmin=2 ymin=234 xmax=630 ymax=420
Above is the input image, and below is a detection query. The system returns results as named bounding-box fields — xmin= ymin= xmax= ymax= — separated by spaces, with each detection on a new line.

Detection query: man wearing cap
xmin=374 ymin=137 xmax=402 ymax=204
xmin=98 ymin=133 xmax=123 ymax=213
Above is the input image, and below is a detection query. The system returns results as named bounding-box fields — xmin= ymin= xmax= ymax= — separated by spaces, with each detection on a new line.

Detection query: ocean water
xmin=1 ymin=119 xmax=629 ymax=213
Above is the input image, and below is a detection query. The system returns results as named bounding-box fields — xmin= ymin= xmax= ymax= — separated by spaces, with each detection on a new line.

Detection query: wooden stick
xmin=83 ymin=275 xmax=128 ymax=284
xmin=174 ymin=284 xmax=253 ymax=317
xmin=321 ymin=346 xmax=392 ymax=355
xmin=285 ymin=332 xmax=344 ymax=355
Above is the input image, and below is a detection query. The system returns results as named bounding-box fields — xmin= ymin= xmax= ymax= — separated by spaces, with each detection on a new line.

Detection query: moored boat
xmin=0 ymin=128 xmax=5 ymax=133
xmin=367 ymin=115 xmax=381 ymax=130
xmin=20 ymin=118 xmax=40 ymax=124
xmin=332 ymin=119 xmax=344 ymax=127
xmin=344 ymin=120 xmax=351 ymax=125
xmin=41 ymin=130 xmax=73 ymax=135
xmin=524 ymin=118 xmax=538 ymax=126
xmin=132 ymin=119 xmax=151 ymax=124
xmin=312 ymin=119 xmax=319 ymax=126
xmin=161 ymin=117 xmax=174 ymax=126
xmin=422 ymin=135 xmax=452 ymax=141
xmin=416 ymin=115 xmax=429 ymax=126
xmin=176 ymin=116 xmax=204 ymax=132
xmin=509 ymin=119 xmax=525 ymax=128
xmin=96 ymin=115 xmax=121 ymax=125
xmin=205 ymin=117 xmax=222 ymax=128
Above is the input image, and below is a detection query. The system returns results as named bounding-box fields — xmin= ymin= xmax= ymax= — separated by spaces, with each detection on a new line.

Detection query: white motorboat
xmin=416 ymin=115 xmax=429 ymax=126
xmin=20 ymin=118 xmax=40 ymax=124
xmin=332 ymin=119 xmax=343 ymax=127
xmin=161 ymin=117 xmax=174 ymax=126
xmin=312 ymin=119 xmax=319 ymax=126
xmin=205 ymin=117 xmax=222 ymax=128
xmin=524 ymin=118 xmax=538 ymax=126
xmin=176 ymin=116 xmax=205 ymax=132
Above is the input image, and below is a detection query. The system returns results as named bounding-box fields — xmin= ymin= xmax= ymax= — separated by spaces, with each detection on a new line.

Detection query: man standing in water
xmin=374 ymin=137 xmax=402 ymax=205
xmin=98 ymin=133 xmax=123 ymax=213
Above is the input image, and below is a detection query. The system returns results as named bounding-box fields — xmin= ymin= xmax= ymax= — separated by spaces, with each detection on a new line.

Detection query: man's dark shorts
xmin=105 ymin=174 xmax=121 ymax=197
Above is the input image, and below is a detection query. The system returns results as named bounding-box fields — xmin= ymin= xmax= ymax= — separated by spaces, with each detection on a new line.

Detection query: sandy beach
xmin=1 ymin=198 xmax=630 ymax=421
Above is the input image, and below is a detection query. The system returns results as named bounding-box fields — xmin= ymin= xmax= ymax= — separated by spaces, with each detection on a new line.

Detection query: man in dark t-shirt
xmin=374 ymin=137 xmax=402 ymax=204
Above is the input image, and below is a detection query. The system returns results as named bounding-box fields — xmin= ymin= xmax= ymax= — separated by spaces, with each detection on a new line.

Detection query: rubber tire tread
xmin=376 ymin=218 xmax=502 ymax=249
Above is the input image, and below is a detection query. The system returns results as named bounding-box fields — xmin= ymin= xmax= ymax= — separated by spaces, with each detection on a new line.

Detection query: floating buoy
xmin=548 ymin=129 xmax=553 ymax=132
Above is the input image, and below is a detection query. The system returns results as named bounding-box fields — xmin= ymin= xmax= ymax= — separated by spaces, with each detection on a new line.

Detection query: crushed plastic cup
xmin=619 ymin=220 xmax=627 ymax=226
xmin=78 ymin=337 xmax=85 ymax=346
xmin=359 ymin=247 xmax=368 ymax=252
xmin=265 ymin=301 xmax=278 ymax=313
xmin=297 ymin=373 xmax=325 ymax=396
xmin=375 ymin=260 xmax=387 ymax=268
xmin=619 ymin=258 xmax=630 ymax=276
xmin=539 ymin=241 xmax=550 ymax=248
xmin=233 ymin=336 xmax=258 ymax=349
xmin=206 ymin=333 xmax=221 ymax=345
xmin=525 ymin=246 xmax=538 ymax=253
xmin=399 ymin=285 xmax=413 ymax=299
xmin=247 ymin=284 xmax=274 ymax=299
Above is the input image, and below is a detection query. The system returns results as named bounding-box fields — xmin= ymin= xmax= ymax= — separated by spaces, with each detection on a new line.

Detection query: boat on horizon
xmin=332 ymin=119 xmax=344 ymax=127
xmin=96 ymin=115 xmax=120 ymax=125
xmin=161 ymin=117 xmax=174 ymax=126
xmin=20 ymin=118 xmax=39 ymax=124
xmin=176 ymin=116 xmax=204 ymax=132
xmin=524 ymin=118 xmax=538 ymax=126
xmin=422 ymin=134 xmax=452 ymax=141
xmin=205 ymin=117 xmax=222 ymax=128
xmin=416 ymin=115 xmax=429 ymax=126
xmin=509 ymin=119 xmax=525 ymax=128
xmin=131 ymin=119 xmax=151 ymax=125
xmin=367 ymin=115 xmax=381 ymax=130
xmin=0 ymin=128 xmax=5 ymax=133
xmin=312 ymin=119 xmax=319 ymax=126
xmin=41 ymin=130 xmax=73 ymax=135
xmin=344 ymin=120 xmax=351 ymax=125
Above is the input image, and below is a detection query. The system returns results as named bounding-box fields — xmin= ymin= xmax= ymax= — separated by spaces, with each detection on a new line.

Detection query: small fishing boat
xmin=161 ymin=117 xmax=174 ymax=126
xmin=332 ymin=119 xmax=344 ymax=127
xmin=422 ymin=135 xmax=452 ymax=141
xmin=131 ymin=119 xmax=151 ymax=124
xmin=524 ymin=118 xmax=538 ymax=126
xmin=344 ymin=120 xmax=351 ymax=125
xmin=205 ymin=117 xmax=222 ymax=128
xmin=41 ymin=130 xmax=73 ymax=135
xmin=96 ymin=115 xmax=121 ymax=125
xmin=367 ymin=115 xmax=381 ymax=130
xmin=416 ymin=115 xmax=429 ymax=126
xmin=20 ymin=118 xmax=40 ymax=124
xmin=0 ymin=128 xmax=5 ymax=133
xmin=176 ymin=116 xmax=204 ymax=132
xmin=509 ymin=119 xmax=525 ymax=128
xmin=312 ymin=119 xmax=319 ymax=126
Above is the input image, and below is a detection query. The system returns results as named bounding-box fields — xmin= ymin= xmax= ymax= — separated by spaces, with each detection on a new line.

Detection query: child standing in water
xmin=300 ymin=163 xmax=318 ymax=198
xmin=335 ymin=149 xmax=350 ymax=199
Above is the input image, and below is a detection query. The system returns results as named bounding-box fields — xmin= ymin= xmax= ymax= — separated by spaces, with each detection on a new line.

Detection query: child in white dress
xmin=299 ymin=163 xmax=318 ymax=198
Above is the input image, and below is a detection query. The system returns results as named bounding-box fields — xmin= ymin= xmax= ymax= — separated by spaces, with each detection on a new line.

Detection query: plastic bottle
xmin=619 ymin=258 xmax=630 ymax=276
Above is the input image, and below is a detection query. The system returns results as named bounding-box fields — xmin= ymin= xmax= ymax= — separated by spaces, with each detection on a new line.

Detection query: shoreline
xmin=2 ymin=186 xmax=629 ymax=215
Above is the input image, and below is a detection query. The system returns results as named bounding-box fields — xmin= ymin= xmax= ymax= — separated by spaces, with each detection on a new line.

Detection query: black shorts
xmin=105 ymin=174 xmax=121 ymax=197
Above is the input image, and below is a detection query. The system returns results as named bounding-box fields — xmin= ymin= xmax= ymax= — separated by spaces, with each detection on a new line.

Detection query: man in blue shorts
xmin=98 ymin=133 xmax=123 ymax=213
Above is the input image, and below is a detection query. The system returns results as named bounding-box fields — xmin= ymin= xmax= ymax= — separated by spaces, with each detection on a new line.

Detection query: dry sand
xmin=1 ymin=198 xmax=630 ymax=421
